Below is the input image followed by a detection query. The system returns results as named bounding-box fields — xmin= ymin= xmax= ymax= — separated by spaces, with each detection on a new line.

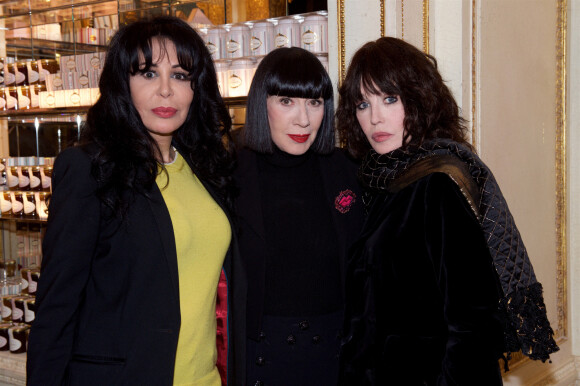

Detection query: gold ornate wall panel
xmin=336 ymin=0 xmax=429 ymax=83
xmin=269 ymin=0 xmax=286 ymax=18
xmin=246 ymin=0 xmax=270 ymax=21
xmin=475 ymin=0 xmax=567 ymax=373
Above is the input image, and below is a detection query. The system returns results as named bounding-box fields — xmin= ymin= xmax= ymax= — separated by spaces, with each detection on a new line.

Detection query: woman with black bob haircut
xmin=27 ymin=16 xmax=245 ymax=385
xmin=337 ymin=37 xmax=558 ymax=385
xmin=242 ymin=47 xmax=335 ymax=154
xmin=235 ymin=47 xmax=364 ymax=385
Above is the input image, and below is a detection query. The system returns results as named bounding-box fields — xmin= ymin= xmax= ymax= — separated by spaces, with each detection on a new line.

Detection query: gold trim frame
xmin=471 ymin=0 xmax=478 ymax=148
xmin=422 ymin=0 xmax=429 ymax=54
xmin=381 ymin=0 xmax=385 ymax=37
xmin=337 ymin=0 xmax=346 ymax=83
xmin=554 ymin=0 xmax=567 ymax=341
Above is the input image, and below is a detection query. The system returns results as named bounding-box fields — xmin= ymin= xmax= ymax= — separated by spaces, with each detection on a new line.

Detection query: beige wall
xmin=329 ymin=0 xmax=578 ymax=383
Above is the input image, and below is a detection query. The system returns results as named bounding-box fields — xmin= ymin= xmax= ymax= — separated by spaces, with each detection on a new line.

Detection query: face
xmin=266 ymin=96 xmax=324 ymax=155
xmin=355 ymin=85 xmax=406 ymax=155
xmin=130 ymin=38 xmax=194 ymax=149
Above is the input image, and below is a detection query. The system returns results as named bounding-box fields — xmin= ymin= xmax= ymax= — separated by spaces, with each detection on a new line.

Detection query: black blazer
xmin=234 ymin=148 xmax=365 ymax=339
xmin=27 ymin=146 xmax=246 ymax=385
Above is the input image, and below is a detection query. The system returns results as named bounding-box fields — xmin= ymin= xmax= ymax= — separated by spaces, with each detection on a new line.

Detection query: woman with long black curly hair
xmin=27 ymin=16 xmax=245 ymax=385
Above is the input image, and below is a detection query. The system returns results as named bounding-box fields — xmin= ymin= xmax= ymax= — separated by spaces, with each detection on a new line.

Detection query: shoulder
xmin=54 ymin=146 xmax=92 ymax=171
xmin=414 ymin=172 xmax=480 ymax=221
xmin=52 ymin=146 xmax=97 ymax=186
xmin=421 ymin=171 xmax=462 ymax=192
xmin=235 ymin=147 xmax=255 ymax=164
xmin=391 ymin=154 xmax=479 ymax=211
xmin=234 ymin=148 xmax=257 ymax=178
xmin=326 ymin=147 xmax=359 ymax=165
xmin=317 ymin=147 xmax=360 ymax=173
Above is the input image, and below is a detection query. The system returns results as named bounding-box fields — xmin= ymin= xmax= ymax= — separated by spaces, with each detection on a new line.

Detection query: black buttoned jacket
xmin=234 ymin=147 xmax=365 ymax=341
xmin=26 ymin=146 xmax=247 ymax=385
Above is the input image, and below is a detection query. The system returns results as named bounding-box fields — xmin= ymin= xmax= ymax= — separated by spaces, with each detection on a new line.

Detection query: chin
xmin=286 ymin=149 xmax=308 ymax=156
xmin=373 ymin=143 xmax=401 ymax=155
xmin=277 ymin=142 xmax=310 ymax=155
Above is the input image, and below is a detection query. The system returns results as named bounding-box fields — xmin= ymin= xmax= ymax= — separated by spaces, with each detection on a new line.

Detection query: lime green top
xmin=156 ymin=152 xmax=231 ymax=385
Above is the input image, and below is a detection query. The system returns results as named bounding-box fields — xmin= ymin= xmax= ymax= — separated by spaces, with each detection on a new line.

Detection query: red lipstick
xmin=152 ymin=107 xmax=177 ymax=118
xmin=288 ymin=134 xmax=310 ymax=143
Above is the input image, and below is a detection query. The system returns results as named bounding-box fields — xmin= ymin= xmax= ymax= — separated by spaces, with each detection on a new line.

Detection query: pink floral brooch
xmin=334 ymin=189 xmax=356 ymax=214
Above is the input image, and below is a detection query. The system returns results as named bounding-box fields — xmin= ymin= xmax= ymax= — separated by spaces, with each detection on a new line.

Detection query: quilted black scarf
xmin=359 ymin=138 xmax=559 ymax=362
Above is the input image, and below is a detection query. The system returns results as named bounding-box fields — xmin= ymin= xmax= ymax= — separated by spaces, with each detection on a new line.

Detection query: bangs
xmin=264 ymin=64 xmax=332 ymax=100
xmin=350 ymin=44 xmax=401 ymax=101
xmin=357 ymin=69 xmax=400 ymax=100
xmin=126 ymin=29 xmax=197 ymax=76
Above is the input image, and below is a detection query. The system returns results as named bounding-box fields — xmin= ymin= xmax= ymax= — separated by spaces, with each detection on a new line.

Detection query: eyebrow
xmin=137 ymin=62 xmax=184 ymax=69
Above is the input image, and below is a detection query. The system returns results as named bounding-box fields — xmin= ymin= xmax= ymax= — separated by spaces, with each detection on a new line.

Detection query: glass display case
xmin=0 ymin=1 xmax=328 ymax=382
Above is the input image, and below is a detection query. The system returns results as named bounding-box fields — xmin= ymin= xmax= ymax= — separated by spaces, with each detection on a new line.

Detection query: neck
xmin=154 ymin=137 xmax=175 ymax=163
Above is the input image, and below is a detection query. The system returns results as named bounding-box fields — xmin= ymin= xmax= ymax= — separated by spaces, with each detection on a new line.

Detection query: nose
xmin=370 ymin=105 xmax=382 ymax=126
xmin=295 ymin=101 xmax=310 ymax=128
xmin=159 ymin=77 xmax=173 ymax=98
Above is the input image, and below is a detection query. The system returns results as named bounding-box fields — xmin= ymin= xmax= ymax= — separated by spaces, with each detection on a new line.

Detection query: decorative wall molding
xmin=337 ymin=0 xmax=345 ymax=83
xmin=422 ymin=0 xmax=429 ymax=54
xmin=554 ymin=0 xmax=568 ymax=341
xmin=380 ymin=0 xmax=385 ymax=37
xmin=471 ymin=0 xmax=479 ymax=148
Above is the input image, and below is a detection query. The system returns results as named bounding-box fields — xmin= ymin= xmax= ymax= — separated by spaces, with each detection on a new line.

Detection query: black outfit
xmin=235 ymin=147 xmax=364 ymax=386
xmin=340 ymin=139 xmax=558 ymax=385
xmin=27 ymin=146 xmax=246 ymax=385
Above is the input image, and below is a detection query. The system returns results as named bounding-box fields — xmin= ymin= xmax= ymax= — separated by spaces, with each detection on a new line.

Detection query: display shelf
xmin=224 ymin=96 xmax=248 ymax=109
xmin=0 ymin=97 xmax=247 ymax=120
xmin=6 ymin=38 xmax=106 ymax=59
xmin=0 ymin=217 xmax=47 ymax=224
xmin=0 ymin=107 xmax=88 ymax=120
xmin=0 ymin=0 xmax=117 ymax=25
xmin=0 ymin=0 xmax=209 ymax=28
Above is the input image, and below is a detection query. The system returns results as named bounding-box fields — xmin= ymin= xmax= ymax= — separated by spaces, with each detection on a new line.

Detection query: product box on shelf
xmin=274 ymin=17 xmax=301 ymax=48
xmin=250 ymin=21 xmax=274 ymax=56
xmin=60 ymin=55 xmax=79 ymax=73
xmin=198 ymin=11 xmax=328 ymax=98
xmin=45 ymin=73 xmax=64 ymax=91
xmin=204 ymin=26 xmax=227 ymax=59
xmin=37 ymin=59 xmax=60 ymax=84
xmin=301 ymin=14 xmax=328 ymax=53
xmin=39 ymin=90 xmax=64 ymax=109
xmin=227 ymin=58 xmax=256 ymax=97
xmin=32 ymin=23 xmax=62 ymax=41
xmin=226 ymin=24 xmax=251 ymax=58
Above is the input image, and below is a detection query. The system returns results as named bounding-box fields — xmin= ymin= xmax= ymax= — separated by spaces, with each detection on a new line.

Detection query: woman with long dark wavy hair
xmin=27 ymin=16 xmax=245 ymax=385
xmin=337 ymin=37 xmax=558 ymax=385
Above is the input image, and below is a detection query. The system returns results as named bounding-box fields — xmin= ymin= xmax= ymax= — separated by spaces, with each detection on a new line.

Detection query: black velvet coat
xmin=341 ymin=171 xmax=505 ymax=385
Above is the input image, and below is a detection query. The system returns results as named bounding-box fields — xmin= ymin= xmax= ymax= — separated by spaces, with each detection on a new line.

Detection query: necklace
xmin=164 ymin=146 xmax=178 ymax=165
